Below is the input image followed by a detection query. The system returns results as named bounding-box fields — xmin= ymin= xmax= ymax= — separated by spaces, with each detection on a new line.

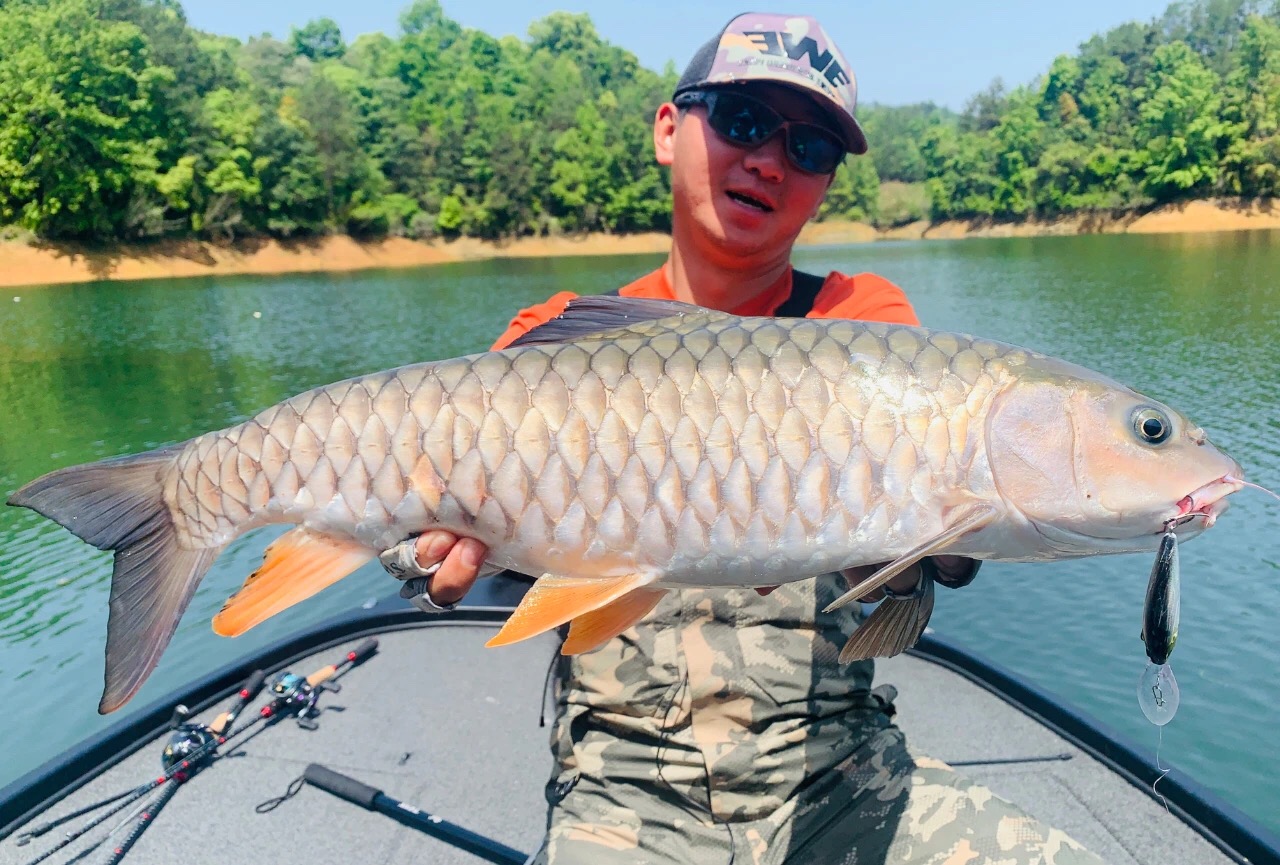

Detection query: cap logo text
xmin=743 ymin=30 xmax=850 ymax=88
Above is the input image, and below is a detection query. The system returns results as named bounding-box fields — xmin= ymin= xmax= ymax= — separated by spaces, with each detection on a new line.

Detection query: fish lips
xmin=1165 ymin=475 xmax=1242 ymax=534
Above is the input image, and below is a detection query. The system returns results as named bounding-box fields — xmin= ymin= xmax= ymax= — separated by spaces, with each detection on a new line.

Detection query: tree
xmin=291 ymin=17 xmax=345 ymax=61
xmin=818 ymin=158 xmax=880 ymax=223
xmin=1220 ymin=15 xmax=1280 ymax=194
xmin=0 ymin=0 xmax=172 ymax=238
xmin=1134 ymin=41 xmax=1231 ymax=197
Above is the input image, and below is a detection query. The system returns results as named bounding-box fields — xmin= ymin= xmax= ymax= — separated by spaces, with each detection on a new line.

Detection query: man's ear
xmin=654 ymin=103 xmax=678 ymax=166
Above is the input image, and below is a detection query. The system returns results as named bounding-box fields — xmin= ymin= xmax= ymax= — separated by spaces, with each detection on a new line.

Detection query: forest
xmin=0 ymin=0 xmax=1277 ymax=242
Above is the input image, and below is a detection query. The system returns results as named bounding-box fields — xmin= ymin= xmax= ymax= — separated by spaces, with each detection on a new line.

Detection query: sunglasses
xmin=674 ymin=90 xmax=847 ymax=175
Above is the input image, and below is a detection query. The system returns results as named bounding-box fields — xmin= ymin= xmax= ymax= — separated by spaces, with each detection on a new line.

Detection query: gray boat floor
xmin=1 ymin=621 xmax=1234 ymax=865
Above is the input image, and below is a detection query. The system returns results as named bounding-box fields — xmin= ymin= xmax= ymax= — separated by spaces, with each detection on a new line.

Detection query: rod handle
xmin=307 ymin=639 xmax=379 ymax=685
xmin=347 ymin=638 xmax=379 ymax=665
xmin=303 ymin=763 xmax=380 ymax=810
xmin=209 ymin=669 xmax=269 ymax=733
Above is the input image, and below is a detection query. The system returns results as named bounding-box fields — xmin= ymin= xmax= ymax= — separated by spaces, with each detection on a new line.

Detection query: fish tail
xmin=8 ymin=446 xmax=219 ymax=714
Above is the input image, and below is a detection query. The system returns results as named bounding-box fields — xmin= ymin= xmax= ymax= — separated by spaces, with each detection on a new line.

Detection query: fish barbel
xmin=9 ymin=296 xmax=1243 ymax=713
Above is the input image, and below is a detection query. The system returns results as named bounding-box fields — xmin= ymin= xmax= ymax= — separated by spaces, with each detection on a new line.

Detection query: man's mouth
xmin=726 ymin=190 xmax=774 ymax=212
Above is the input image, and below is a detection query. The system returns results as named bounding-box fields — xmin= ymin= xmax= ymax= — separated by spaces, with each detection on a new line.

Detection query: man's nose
xmin=741 ymin=133 xmax=787 ymax=182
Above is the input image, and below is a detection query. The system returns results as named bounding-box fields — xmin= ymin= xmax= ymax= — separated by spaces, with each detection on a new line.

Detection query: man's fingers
xmin=413 ymin=531 xmax=459 ymax=569
xmin=839 ymin=562 xmax=923 ymax=603
xmin=426 ymin=537 xmax=488 ymax=605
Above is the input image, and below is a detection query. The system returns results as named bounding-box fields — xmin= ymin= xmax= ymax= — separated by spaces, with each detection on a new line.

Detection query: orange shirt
xmin=490 ymin=266 xmax=919 ymax=350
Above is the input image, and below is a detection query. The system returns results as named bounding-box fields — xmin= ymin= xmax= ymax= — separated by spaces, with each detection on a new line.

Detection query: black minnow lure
xmin=1138 ymin=529 xmax=1181 ymax=726
xmin=1141 ymin=530 xmax=1181 ymax=665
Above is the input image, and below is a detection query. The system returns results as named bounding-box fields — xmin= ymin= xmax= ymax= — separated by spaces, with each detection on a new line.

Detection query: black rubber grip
xmin=348 ymin=638 xmax=378 ymax=664
xmin=240 ymin=669 xmax=267 ymax=700
xmin=303 ymin=763 xmax=380 ymax=809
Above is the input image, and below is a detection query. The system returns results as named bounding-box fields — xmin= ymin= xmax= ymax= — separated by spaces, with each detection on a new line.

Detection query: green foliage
xmin=818 ymin=157 xmax=880 ymax=223
xmin=913 ymin=0 xmax=1280 ymax=222
xmin=291 ymin=17 xmax=345 ymax=61
xmin=0 ymin=0 xmax=676 ymax=243
xmin=6 ymin=0 xmax=1280 ymax=241
xmin=1134 ymin=41 xmax=1231 ymax=196
xmin=875 ymin=182 xmax=930 ymax=227
xmin=0 ymin=0 xmax=171 ymax=238
xmin=859 ymin=103 xmax=955 ymax=183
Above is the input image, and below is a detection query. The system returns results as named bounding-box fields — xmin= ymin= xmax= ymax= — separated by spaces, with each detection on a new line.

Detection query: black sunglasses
xmin=674 ymin=89 xmax=847 ymax=175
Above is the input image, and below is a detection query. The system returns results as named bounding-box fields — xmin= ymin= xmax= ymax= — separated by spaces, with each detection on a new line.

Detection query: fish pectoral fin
xmin=212 ymin=528 xmax=374 ymax=638
xmin=839 ymin=578 xmax=936 ymax=662
xmin=824 ymin=503 xmax=998 ymax=614
xmin=485 ymin=573 xmax=655 ymax=649
xmin=562 ymin=587 xmax=668 ymax=655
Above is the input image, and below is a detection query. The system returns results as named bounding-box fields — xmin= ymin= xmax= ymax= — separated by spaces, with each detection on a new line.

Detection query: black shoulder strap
xmin=773 ymin=269 xmax=826 ymax=318
xmin=598 ymin=269 xmax=825 ymax=317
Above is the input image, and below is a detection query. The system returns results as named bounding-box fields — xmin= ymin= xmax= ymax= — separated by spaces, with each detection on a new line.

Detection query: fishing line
xmin=1151 ymin=727 xmax=1171 ymax=814
xmin=1225 ymin=475 xmax=1280 ymax=504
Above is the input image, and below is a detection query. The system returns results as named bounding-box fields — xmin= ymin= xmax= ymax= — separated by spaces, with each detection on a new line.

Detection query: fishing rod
xmin=14 ymin=669 xmax=269 ymax=864
xmin=302 ymin=764 xmax=530 ymax=865
xmin=16 ymin=638 xmax=379 ymax=864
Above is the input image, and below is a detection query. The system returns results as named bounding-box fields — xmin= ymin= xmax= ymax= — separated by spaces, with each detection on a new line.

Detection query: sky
xmin=179 ymin=0 xmax=1180 ymax=110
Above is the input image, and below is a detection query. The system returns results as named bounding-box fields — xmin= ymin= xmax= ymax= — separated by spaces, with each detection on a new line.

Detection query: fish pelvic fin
xmin=486 ymin=573 xmax=655 ymax=649
xmin=561 ymin=586 xmax=668 ymax=654
xmin=8 ymin=446 xmax=220 ymax=715
xmin=839 ymin=578 xmax=936 ymax=662
xmin=212 ymin=528 xmax=374 ymax=638
xmin=823 ymin=503 xmax=998 ymax=614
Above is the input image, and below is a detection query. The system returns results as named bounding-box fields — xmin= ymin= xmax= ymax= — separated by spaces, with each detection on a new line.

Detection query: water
xmin=1 ymin=233 xmax=1278 ymax=833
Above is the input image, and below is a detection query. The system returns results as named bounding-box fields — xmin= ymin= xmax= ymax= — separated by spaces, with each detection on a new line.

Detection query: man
xmin=380 ymin=14 xmax=1103 ymax=864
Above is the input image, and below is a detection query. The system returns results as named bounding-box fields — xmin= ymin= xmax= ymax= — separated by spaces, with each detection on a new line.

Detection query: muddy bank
xmin=2 ymin=198 xmax=1277 ymax=290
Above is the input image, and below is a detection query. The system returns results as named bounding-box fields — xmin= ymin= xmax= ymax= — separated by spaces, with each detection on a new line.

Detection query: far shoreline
xmin=2 ymin=198 xmax=1278 ymax=291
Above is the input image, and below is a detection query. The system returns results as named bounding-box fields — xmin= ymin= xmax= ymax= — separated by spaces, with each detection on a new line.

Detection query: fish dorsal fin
xmin=824 ymin=503 xmax=998 ymax=614
xmin=507 ymin=295 xmax=720 ymax=347
xmin=212 ymin=528 xmax=374 ymax=637
xmin=485 ymin=572 xmax=655 ymax=648
xmin=561 ymin=586 xmax=668 ymax=654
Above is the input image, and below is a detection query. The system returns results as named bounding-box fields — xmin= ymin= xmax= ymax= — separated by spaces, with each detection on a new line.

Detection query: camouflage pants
xmin=533 ymin=725 xmax=1103 ymax=865
xmin=531 ymin=579 xmax=1104 ymax=865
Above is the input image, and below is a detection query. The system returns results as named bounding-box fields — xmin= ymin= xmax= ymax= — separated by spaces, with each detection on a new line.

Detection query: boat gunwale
xmin=1 ymin=588 xmax=1276 ymax=865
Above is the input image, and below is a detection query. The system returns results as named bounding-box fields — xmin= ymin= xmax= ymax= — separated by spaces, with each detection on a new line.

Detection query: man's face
xmin=656 ymin=83 xmax=842 ymax=264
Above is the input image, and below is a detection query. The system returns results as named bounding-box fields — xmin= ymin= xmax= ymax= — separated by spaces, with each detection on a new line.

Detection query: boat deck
xmin=0 ymin=606 xmax=1255 ymax=865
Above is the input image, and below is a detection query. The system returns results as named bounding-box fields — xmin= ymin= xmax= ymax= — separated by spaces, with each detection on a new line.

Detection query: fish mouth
xmin=1165 ymin=475 xmax=1243 ymax=533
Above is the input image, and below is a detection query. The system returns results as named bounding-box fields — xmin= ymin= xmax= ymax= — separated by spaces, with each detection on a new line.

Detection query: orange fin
xmin=486 ymin=573 xmax=654 ymax=649
xmin=212 ymin=528 xmax=374 ymax=637
xmin=562 ymin=587 xmax=667 ymax=654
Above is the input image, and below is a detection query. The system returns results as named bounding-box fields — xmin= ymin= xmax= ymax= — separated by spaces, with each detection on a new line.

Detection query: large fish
xmin=10 ymin=296 xmax=1242 ymax=713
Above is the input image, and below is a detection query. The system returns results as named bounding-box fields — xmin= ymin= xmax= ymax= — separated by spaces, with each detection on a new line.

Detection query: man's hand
xmin=378 ymin=531 xmax=489 ymax=611
xmin=842 ymin=555 xmax=981 ymax=602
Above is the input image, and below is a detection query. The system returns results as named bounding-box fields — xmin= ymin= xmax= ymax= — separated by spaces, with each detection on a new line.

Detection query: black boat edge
xmin=3 ymin=574 xmax=1278 ymax=865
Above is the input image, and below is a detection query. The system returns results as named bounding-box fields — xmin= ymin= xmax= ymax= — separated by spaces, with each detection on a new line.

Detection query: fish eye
xmin=1132 ymin=407 xmax=1172 ymax=445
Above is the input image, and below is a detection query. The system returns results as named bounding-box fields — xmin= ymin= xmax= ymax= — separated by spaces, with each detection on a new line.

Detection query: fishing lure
xmin=1138 ymin=527 xmax=1181 ymax=725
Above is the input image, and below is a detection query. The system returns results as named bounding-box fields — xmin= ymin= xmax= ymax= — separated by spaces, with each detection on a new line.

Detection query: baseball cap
xmin=673 ymin=12 xmax=868 ymax=155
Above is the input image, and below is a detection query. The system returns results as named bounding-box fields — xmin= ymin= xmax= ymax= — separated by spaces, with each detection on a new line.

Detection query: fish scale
xmin=9 ymin=296 xmax=1242 ymax=713
xmin=170 ymin=314 xmax=994 ymax=581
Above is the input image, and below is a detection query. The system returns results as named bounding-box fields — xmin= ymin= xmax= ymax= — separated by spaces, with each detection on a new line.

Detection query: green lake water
xmin=1 ymin=232 xmax=1278 ymax=833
